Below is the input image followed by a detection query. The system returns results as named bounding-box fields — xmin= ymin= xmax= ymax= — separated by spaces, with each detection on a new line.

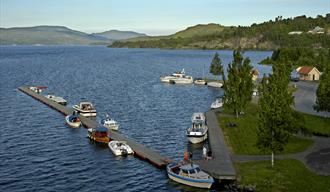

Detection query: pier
xmin=18 ymin=86 xmax=172 ymax=168
xmin=195 ymin=110 xmax=237 ymax=180
xmin=19 ymin=86 xmax=236 ymax=180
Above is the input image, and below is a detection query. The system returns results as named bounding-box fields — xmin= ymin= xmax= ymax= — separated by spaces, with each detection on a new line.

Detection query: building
xmin=251 ymin=69 xmax=259 ymax=81
xmin=296 ymin=66 xmax=321 ymax=81
xmin=288 ymin=31 xmax=303 ymax=35
xmin=307 ymin=26 xmax=324 ymax=34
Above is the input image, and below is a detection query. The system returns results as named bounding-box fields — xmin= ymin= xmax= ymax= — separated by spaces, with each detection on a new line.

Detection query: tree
xmin=223 ymin=50 xmax=253 ymax=117
xmin=314 ymin=65 xmax=330 ymax=112
xmin=209 ymin=52 xmax=224 ymax=80
xmin=257 ymin=62 xmax=298 ymax=167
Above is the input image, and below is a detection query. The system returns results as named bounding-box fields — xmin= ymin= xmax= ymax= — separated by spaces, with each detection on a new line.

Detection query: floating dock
xmin=19 ymin=86 xmax=236 ymax=180
xmin=18 ymin=86 xmax=172 ymax=168
xmin=195 ymin=110 xmax=237 ymax=180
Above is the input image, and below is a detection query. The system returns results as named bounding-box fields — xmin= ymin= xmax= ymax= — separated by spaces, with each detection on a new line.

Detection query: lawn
xmin=300 ymin=112 xmax=330 ymax=137
xmin=237 ymin=159 xmax=330 ymax=192
xmin=218 ymin=103 xmax=314 ymax=155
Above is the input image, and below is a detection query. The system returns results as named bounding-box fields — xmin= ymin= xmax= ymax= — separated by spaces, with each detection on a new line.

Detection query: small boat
xmin=160 ymin=69 xmax=186 ymax=83
xmin=194 ymin=78 xmax=207 ymax=85
xmin=29 ymin=86 xmax=47 ymax=93
xmin=73 ymin=102 xmax=97 ymax=117
xmin=87 ymin=127 xmax=109 ymax=143
xmin=65 ymin=113 xmax=81 ymax=128
xmin=45 ymin=94 xmax=67 ymax=105
xmin=108 ymin=141 xmax=134 ymax=156
xmin=211 ymin=98 xmax=223 ymax=109
xmin=207 ymin=82 xmax=223 ymax=88
xmin=101 ymin=114 xmax=119 ymax=130
xmin=167 ymin=162 xmax=214 ymax=189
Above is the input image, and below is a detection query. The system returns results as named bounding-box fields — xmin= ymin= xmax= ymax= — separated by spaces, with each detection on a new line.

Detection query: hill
xmin=110 ymin=14 xmax=330 ymax=50
xmin=91 ymin=30 xmax=146 ymax=40
xmin=0 ymin=26 xmax=147 ymax=45
xmin=0 ymin=26 xmax=112 ymax=45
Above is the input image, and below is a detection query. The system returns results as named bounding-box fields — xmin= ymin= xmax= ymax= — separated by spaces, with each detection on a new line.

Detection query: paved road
xmin=292 ymin=81 xmax=330 ymax=117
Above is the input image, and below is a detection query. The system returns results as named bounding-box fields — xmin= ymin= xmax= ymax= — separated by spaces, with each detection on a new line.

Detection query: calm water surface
xmin=0 ymin=46 xmax=271 ymax=192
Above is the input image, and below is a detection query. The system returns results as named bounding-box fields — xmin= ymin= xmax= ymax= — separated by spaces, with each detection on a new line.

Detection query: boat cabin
xmin=88 ymin=127 xmax=109 ymax=143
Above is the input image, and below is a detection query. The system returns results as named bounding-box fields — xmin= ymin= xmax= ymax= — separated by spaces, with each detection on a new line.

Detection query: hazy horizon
xmin=1 ymin=0 xmax=329 ymax=36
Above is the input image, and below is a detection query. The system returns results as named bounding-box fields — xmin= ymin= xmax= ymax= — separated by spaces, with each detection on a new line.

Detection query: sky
xmin=0 ymin=0 xmax=329 ymax=35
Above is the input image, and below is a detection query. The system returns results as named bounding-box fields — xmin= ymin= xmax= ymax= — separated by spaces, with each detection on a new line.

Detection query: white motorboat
xmin=160 ymin=69 xmax=186 ymax=83
xmin=194 ymin=78 xmax=206 ymax=85
xmin=65 ymin=114 xmax=81 ymax=128
xmin=160 ymin=69 xmax=193 ymax=84
xmin=173 ymin=76 xmax=193 ymax=84
xmin=73 ymin=102 xmax=97 ymax=117
xmin=211 ymin=98 xmax=223 ymax=109
xmin=207 ymin=81 xmax=223 ymax=88
xmin=191 ymin=112 xmax=206 ymax=124
xmin=108 ymin=141 xmax=134 ymax=156
xmin=45 ymin=94 xmax=67 ymax=105
xmin=167 ymin=162 xmax=214 ymax=189
xmin=101 ymin=114 xmax=119 ymax=130
xmin=186 ymin=122 xmax=208 ymax=144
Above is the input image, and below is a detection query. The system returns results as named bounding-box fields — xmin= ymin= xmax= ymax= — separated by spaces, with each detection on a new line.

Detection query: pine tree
xmin=223 ymin=50 xmax=253 ymax=117
xmin=257 ymin=62 xmax=297 ymax=167
xmin=209 ymin=52 xmax=224 ymax=80
xmin=314 ymin=65 xmax=330 ymax=112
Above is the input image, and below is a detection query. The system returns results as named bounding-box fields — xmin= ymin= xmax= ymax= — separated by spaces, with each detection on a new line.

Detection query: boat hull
xmin=173 ymin=78 xmax=193 ymax=84
xmin=65 ymin=116 xmax=81 ymax=128
xmin=104 ymin=124 xmax=119 ymax=131
xmin=207 ymin=82 xmax=223 ymax=88
xmin=187 ymin=134 xmax=208 ymax=144
xmin=167 ymin=171 xmax=213 ymax=189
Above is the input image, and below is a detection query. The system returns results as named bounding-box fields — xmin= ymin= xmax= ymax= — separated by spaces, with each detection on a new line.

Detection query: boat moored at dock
xmin=187 ymin=113 xmax=208 ymax=144
xmin=87 ymin=127 xmax=110 ymax=143
xmin=101 ymin=114 xmax=119 ymax=130
xmin=65 ymin=113 xmax=81 ymax=128
xmin=29 ymin=86 xmax=47 ymax=93
xmin=211 ymin=98 xmax=223 ymax=109
xmin=45 ymin=94 xmax=67 ymax=106
xmin=73 ymin=101 xmax=97 ymax=117
xmin=167 ymin=162 xmax=214 ymax=189
xmin=160 ymin=69 xmax=193 ymax=84
xmin=108 ymin=141 xmax=134 ymax=156
xmin=194 ymin=78 xmax=207 ymax=85
xmin=207 ymin=82 xmax=223 ymax=88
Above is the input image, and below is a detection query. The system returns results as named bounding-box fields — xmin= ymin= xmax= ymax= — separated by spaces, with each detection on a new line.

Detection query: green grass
xmin=237 ymin=159 xmax=330 ymax=192
xmin=300 ymin=112 xmax=330 ymax=137
xmin=218 ymin=103 xmax=314 ymax=155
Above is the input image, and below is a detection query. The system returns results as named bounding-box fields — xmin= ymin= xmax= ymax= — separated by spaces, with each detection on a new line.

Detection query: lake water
xmin=0 ymin=46 xmax=272 ymax=192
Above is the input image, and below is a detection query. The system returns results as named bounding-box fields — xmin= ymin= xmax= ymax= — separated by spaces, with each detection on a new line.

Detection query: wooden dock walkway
xmin=195 ymin=110 xmax=237 ymax=180
xmin=18 ymin=86 xmax=172 ymax=168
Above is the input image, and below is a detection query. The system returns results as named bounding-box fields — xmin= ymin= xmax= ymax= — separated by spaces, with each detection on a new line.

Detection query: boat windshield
xmin=188 ymin=169 xmax=196 ymax=174
xmin=195 ymin=167 xmax=201 ymax=172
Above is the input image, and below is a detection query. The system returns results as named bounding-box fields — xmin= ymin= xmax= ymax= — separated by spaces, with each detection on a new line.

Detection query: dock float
xmin=195 ymin=110 xmax=237 ymax=180
xmin=18 ymin=86 xmax=172 ymax=168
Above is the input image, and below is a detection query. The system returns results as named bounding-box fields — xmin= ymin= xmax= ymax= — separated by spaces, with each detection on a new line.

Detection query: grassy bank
xmin=300 ymin=112 xmax=330 ymax=137
xmin=237 ymin=159 xmax=330 ymax=192
xmin=218 ymin=103 xmax=314 ymax=155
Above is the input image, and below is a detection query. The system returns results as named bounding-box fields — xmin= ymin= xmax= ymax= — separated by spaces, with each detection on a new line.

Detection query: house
xmin=251 ymin=69 xmax=259 ymax=81
xmin=296 ymin=66 xmax=321 ymax=81
xmin=307 ymin=26 xmax=324 ymax=34
xmin=288 ymin=31 xmax=303 ymax=35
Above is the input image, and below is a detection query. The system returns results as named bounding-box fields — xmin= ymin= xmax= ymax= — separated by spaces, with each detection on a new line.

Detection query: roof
xmin=95 ymin=127 xmax=108 ymax=132
xmin=297 ymin=66 xmax=318 ymax=74
xmin=251 ymin=69 xmax=259 ymax=76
